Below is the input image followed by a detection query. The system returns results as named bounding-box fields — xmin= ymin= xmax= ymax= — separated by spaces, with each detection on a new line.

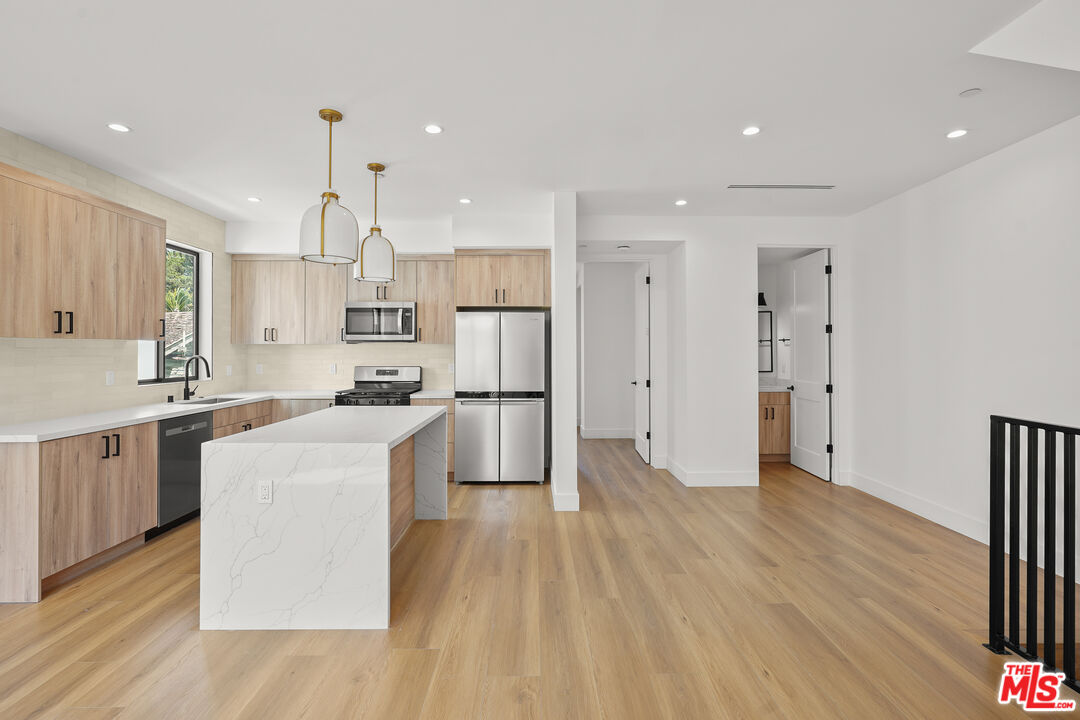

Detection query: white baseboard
xmin=651 ymin=453 xmax=667 ymax=470
xmin=847 ymin=471 xmax=987 ymax=544
xmin=669 ymin=459 xmax=758 ymax=487
xmin=552 ymin=491 xmax=580 ymax=512
xmin=579 ymin=427 xmax=633 ymax=439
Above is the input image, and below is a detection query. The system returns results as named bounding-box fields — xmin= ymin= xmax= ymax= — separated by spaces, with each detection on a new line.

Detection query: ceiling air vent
xmin=727 ymin=184 xmax=835 ymax=190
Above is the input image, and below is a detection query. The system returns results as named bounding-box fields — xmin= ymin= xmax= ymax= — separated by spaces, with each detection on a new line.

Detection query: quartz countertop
xmin=210 ymin=405 xmax=446 ymax=449
xmin=412 ymin=389 xmax=454 ymax=399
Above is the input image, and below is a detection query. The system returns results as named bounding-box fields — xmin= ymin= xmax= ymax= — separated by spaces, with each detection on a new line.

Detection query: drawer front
xmin=759 ymin=392 xmax=790 ymax=406
xmin=213 ymin=401 xmax=273 ymax=428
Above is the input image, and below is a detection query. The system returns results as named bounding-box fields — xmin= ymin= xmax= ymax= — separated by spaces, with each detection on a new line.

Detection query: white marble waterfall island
xmin=199 ymin=406 xmax=447 ymax=630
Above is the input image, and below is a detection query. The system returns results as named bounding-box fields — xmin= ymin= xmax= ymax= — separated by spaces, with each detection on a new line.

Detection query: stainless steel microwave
xmin=344 ymin=302 xmax=416 ymax=342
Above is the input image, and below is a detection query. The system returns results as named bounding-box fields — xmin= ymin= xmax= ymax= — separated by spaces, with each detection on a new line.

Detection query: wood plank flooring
xmin=0 ymin=436 xmax=1059 ymax=719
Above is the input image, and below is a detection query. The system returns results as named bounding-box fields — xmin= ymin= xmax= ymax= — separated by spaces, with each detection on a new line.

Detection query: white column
xmin=550 ymin=192 xmax=580 ymax=510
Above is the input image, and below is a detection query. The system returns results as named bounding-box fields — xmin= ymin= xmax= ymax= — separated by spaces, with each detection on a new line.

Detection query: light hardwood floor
xmin=0 ymin=437 xmax=1057 ymax=719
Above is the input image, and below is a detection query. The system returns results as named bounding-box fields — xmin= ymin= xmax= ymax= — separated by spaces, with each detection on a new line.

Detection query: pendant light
xmin=355 ymin=162 xmax=396 ymax=283
xmin=299 ymin=109 xmax=359 ymax=264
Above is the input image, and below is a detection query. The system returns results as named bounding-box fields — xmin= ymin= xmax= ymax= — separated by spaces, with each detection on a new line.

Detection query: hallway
xmin=0 ymin=437 xmax=1043 ymax=719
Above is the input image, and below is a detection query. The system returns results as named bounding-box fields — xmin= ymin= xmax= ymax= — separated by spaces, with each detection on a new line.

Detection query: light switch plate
xmin=226 ymin=365 xmax=233 ymax=377
xmin=104 ymin=370 xmax=115 ymax=386
xmin=448 ymin=363 xmax=454 ymax=373
xmin=257 ymin=478 xmax=273 ymax=504
xmin=255 ymin=364 xmax=264 ymax=375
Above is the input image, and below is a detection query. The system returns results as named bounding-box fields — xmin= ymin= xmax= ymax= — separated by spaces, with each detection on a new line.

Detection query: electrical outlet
xmin=226 ymin=365 xmax=233 ymax=377
xmin=255 ymin=363 xmax=264 ymax=375
xmin=104 ymin=370 xmax=115 ymax=386
xmin=329 ymin=363 xmax=337 ymax=375
xmin=257 ymin=478 xmax=273 ymax=504
xmin=448 ymin=362 xmax=454 ymax=373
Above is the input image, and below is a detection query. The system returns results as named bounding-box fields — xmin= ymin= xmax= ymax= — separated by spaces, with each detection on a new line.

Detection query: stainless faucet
xmin=184 ymin=355 xmax=211 ymax=400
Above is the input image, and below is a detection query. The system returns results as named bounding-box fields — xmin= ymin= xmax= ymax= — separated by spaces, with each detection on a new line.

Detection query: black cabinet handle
xmin=418 ymin=327 xmax=422 ymax=342
xmin=764 ymin=408 xmax=768 ymax=421
xmin=101 ymin=435 xmax=110 ymax=459
xmin=494 ymin=288 xmax=498 ymax=304
xmin=272 ymin=328 xmax=278 ymax=342
xmin=65 ymin=311 xmax=73 ymax=334
xmin=771 ymin=407 xmax=775 ymax=420
xmin=160 ymin=318 xmax=166 ymax=337
xmin=503 ymin=289 xmax=506 ymax=304
xmin=54 ymin=311 xmax=63 ymax=334
xmin=264 ymin=327 xmax=269 ymax=342
xmin=341 ymin=327 xmax=344 ymax=342
xmin=112 ymin=433 xmax=120 ymax=457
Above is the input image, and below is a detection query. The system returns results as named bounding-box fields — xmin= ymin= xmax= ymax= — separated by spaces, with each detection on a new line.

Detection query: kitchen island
xmin=199 ymin=405 xmax=447 ymax=630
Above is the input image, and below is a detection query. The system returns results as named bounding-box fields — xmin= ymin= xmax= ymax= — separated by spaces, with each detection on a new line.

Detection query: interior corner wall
xmin=580 ymin=263 xmax=638 ymax=438
xmin=550 ymin=192 xmax=579 ymax=511
xmin=0 ymin=126 xmax=242 ymax=425
xmin=847 ymin=113 xmax=1080 ymax=548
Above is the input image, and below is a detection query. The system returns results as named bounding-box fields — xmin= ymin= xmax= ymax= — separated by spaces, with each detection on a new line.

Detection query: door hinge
xmin=825 ymin=323 xmax=833 ymax=334
xmin=645 ymin=276 xmax=651 ymax=285
xmin=646 ymin=379 xmax=651 ymax=388
xmin=826 ymin=384 xmax=833 ymax=394
xmin=825 ymin=264 xmax=832 ymax=275
xmin=826 ymin=443 xmax=834 ymax=454
xmin=646 ymin=431 xmax=651 ymax=440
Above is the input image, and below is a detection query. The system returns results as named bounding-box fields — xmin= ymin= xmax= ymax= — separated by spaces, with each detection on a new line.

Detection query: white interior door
xmin=791 ymin=249 xmax=830 ymax=480
xmin=633 ymin=265 xmax=650 ymax=463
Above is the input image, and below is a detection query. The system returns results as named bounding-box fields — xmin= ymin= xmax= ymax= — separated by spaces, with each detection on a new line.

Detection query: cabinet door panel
xmin=231 ymin=261 xmax=268 ymax=344
xmin=502 ymin=254 xmax=547 ymax=307
xmin=774 ymin=404 xmax=791 ymax=453
xmin=416 ymin=260 xmax=454 ymax=344
xmin=270 ymin=261 xmax=306 ymax=344
xmin=52 ymin=195 xmax=118 ymax=339
xmin=115 ymin=218 xmax=166 ymax=340
xmin=383 ymin=259 xmax=416 ymax=301
xmin=0 ymin=177 xmax=57 ymax=338
xmin=40 ymin=433 xmax=110 ymax=575
xmin=304 ymin=262 xmax=348 ymax=344
xmin=108 ymin=423 xmax=158 ymax=545
xmin=455 ymin=255 xmax=500 ymax=307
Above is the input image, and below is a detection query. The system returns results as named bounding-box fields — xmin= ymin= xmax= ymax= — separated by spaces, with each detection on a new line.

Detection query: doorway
xmin=757 ymin=247 xmax=834 ymax=481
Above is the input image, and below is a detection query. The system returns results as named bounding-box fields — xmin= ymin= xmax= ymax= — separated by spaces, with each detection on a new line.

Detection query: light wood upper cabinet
xmin=231 ymin=259 xmax=305 ymax=344
xmin=304 ymin=261 xmax=347 ymax=344
xmin=107 ymin=423 xmax=158 ymax=546
xmin=416 ymin=259 xmax=454 ymax=344
xmin=115 ymin=217 xmax=166 ymax=340
xmin=454 ymin=251 xmax=549 ymax=308
xmin=0 ymin=162 xmax=166 ymax=341
xmin=347 ymin=257 xmax=415 ymax=301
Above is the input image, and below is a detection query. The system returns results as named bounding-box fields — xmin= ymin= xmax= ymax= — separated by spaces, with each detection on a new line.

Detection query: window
xmin=139 ymin=243 xmax=206 ymax=384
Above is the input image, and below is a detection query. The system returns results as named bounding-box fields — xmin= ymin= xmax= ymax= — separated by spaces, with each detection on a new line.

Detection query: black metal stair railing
xmin=986 ymin=415 xmax=1079 ymax=690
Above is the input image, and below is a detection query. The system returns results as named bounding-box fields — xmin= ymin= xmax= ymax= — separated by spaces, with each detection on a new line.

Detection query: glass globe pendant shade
xmin=355 ymin=226 xmax=395 ymax=282
xmin=300 ymin=191 xmax=359 ymax=264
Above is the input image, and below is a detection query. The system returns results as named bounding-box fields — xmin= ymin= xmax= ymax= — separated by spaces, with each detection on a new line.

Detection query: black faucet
xmin=184 ymin=355 xmax=211 ymax=400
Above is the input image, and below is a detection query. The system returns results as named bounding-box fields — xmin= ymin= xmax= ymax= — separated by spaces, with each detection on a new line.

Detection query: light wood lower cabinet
xmin=213 ymin=401 xmax=274 ymax=439
xmin=39 ymin=423 xmax=158 ymax=578
xmin=759 ymin=392 xmax=791 ymax=458
xmin=411 ymin=398 xmax=454 ymax=473
xmin=271 ymin=398 xmax=335 ymax=424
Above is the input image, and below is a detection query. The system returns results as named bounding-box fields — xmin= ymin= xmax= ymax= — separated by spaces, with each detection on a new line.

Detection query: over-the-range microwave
xmin=344 ymin=301 xmax=416 ymax=342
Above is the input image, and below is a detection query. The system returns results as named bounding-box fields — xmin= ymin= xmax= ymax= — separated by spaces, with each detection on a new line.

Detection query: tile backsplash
xmin=242 ymin=343 xmax=455 ymax=391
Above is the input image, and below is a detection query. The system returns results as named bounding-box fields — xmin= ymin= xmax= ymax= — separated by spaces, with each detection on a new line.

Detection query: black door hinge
xmin=646 ymin=379 xmax=651 ymax=388
xmin=826 ymin=444 xmax=834 ymax=454
xmin=645 ymin=276 xmax=651 ymax=285
xmin=826 ymin=384 xmax=833 ymax=394
xmin=825 ymin=264 xmax=832 ymax=275
xmin=825 ymin=324 xmax=833 ymax=334
xmin=646 ymin=431 xmax=651 ymax=440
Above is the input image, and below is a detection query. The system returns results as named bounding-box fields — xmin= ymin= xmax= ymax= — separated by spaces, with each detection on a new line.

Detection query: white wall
xmin=579 ymin=215 xmax=850 ymax=487
xmin=580 ymin=263 xmax=639 ymax=438
xmin=550 ymin=193 xmax=579 ymax=510
xmin=847 ymin=113 xmax=1080 ymax=547
xmin=227 ymin=218 xmax=453 ymax=254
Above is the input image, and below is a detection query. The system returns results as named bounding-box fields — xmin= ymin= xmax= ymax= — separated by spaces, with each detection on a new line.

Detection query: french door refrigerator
xmin=455 ymin=311 xmax=545 ymax=483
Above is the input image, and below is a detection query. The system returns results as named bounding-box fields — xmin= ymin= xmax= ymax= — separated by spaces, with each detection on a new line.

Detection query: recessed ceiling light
xmin=247 ymin=197 xmax=262 ymax=203
xmin=458 ymin=198 xmax=472 ymax=204
xmin=424 ymin=124 xmax=443 ymax=134
xmin=616 ymin=244 xmax=630 ymax=251
xmin=959 ymin=88 xmax=983 ymax=98
xmin=946 ymin=129 xmax=968 ymax=139
xmin=107 ymin=123 xmax=131 ymax=133
xmin=675 ymin=199 xmax=688 ymax=206
xmin=742 ymin=126 xmax=761 ymax=136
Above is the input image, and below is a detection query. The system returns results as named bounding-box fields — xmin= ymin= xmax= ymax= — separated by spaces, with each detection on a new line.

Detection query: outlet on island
xmin=257 ymin=478 xmax=273 ymax=504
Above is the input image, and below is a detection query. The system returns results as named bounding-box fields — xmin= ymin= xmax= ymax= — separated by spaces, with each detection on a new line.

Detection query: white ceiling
xmin=972 ymin=0 xmax=1080 ymax=73
xmin=1 ymin=0 xmax=1078 ymax=224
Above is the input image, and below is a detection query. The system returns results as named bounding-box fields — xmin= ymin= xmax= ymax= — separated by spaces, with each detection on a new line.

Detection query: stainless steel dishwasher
xmin=158 ymin=411 xmax=213 ymax=527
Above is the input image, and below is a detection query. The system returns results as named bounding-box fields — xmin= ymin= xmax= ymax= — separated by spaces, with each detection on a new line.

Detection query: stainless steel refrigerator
xmin=455 ymin=311 xmax=546 ymax=483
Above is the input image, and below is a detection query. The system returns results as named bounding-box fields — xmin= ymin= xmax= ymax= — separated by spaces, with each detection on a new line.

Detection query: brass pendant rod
xmin=327 ymin=118 xmax=333 ymax=189
xmin=373 ymin=170 xmax=378 ymax=226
